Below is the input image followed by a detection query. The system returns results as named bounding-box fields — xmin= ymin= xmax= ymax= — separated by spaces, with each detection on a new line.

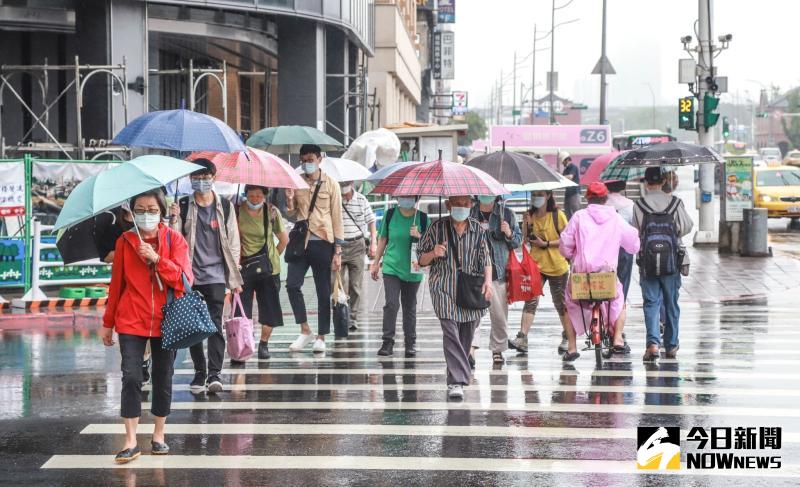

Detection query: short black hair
xmin=191 ymin=158 xmax=216 ymax=177
xmin=644 ymin=166 xmax=665 ymax=185
xmin=605 ymin=180 xmax=627 ymax=193
xmin=244 ymin=184 xmax=268 ymax=195
xmin=587 ymin=195 xmax=608 ymax=205
xmin=129 ymin=189 xmax=167 ymax=217
xmin=299 ymin=144 xmax=322 ymax=157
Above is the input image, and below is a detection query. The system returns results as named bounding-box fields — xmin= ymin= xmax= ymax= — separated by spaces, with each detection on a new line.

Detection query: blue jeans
xmin=640 ymin=274 xmax=682 ymax=349
xmin=617 ymin=249 xmax=634 ymax=300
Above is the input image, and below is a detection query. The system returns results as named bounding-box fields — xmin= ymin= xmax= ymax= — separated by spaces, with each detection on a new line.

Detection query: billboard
xmin=452 ymin=91 xmax=468 ymax=115
xmin=489 ymin=125 xmax=612 ymax=150
xmin=438 ymin=0 xmax=455 ymax=23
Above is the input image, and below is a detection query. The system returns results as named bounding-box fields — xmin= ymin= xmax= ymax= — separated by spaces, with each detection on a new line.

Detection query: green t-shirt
xmin=238 ymin=206 xmax=285 ymax=276
xmin=378 ymin=208 xmax=424 ymax=283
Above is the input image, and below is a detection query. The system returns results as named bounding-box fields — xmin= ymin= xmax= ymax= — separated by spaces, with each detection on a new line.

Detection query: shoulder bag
xmin=446 ymin=221 xmax=490 ymax=310
xmin=285 ymin=180 xmax=323 ymax=263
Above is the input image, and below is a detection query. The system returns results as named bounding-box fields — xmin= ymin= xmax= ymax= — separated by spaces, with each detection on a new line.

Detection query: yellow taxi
xmin=753 ymin=165 xmax=800 ymax=218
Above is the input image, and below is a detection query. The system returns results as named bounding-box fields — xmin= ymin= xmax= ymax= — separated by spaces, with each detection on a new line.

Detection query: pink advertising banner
xmin=490 ymin=125 xmax=612 ymax=150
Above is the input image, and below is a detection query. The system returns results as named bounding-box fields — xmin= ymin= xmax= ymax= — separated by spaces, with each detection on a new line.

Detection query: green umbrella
xmin=246 ymin=125 xmax=343 ymax=154
xmin=53 ymin=155 xmax=202 ymax=231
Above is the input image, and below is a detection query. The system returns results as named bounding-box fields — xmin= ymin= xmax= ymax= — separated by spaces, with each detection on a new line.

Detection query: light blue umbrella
xmin=112 ymin=109 xmax=246 ymax=153
xmin=53 ymin=155 xmax=202 ymax=231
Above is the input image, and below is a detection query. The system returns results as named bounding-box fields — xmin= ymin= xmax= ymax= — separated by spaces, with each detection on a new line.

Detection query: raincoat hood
xmin=585 ymin=203 xmax=617 ymax=225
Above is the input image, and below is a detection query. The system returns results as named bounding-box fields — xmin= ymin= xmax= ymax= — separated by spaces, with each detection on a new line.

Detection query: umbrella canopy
xmin=616 ymin=141 xmax=724 ymax=167
xmin=246 ymin=125 xmax=343 ymax=154
xmin=298 ymin=157 xmax=373 ymax=182
xmin=466 ymin=149 xmax=564 ymax=186
xmin=600 ymin=156 xmax=647 ymax=181
xmin=581 ymin=151 xmax=622 ymax=185
xmin=366 ymin=160 xmax=426 ymax=183
xmin=505 ymin=173 xmax=579 ymax=192
xmin=53 ymin=155 xmax=202 ymax=231
xmin=112 ymin=109 xmax=246 ymax=153
xmin=188 ymin=148 xmax=308 ymax=189
xmin=342 ymin=128 xmax=401 ymax=169
xmin=370 ymin=159 xmax=509 ymax=197
xmin=56 ymin=210 xmax=120 ymax=265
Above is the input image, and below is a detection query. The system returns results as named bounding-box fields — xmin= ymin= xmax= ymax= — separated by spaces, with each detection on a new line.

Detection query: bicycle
xmin=572 ymin=271 xmax=616 ymax=368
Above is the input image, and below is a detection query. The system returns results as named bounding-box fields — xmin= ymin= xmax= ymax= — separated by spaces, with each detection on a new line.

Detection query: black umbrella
xmin=56 ymin=210 xmax=125 ymax=264
xmin=466 ymin=142 xmax=564 ymax=188
xmin=616 ymin=141 xmax=724 ymax=167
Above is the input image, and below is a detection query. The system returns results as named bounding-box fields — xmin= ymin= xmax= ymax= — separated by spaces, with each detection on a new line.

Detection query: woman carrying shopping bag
xmin=370 ymin=196 xmax=428 ymax=357
xmin=99 ymin=189 xmax=193 ymax=464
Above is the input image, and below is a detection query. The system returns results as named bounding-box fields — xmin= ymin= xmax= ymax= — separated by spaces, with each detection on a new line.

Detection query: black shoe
xmin=404 ymin=341 xmax=417 ymax=358
xmin=151 ymin=441 xmax=170 ymax=455
xmin=349 ymin=321 xmax=359 ymax=331
xmin=258 ymin=341 xmax=271 ymax=360
xmin=377 ymin=339 xmax=394 ymax=356
xmin=468 ymin=354 xmax=476 ymax=369
xmin=141 ymin=358 xmax=151 ymax=385
xmin=206 ymin=375 xmax=223 ymax=394
xmin=562 ymin=351 xmax=580 ymax=362
xmin=114 ymin=446 xmax=141 ymax=464
xmin=189 ymin=371 xmax=206 ymax=394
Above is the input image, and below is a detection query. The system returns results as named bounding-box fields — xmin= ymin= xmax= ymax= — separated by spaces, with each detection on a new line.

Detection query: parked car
xmin=783 ymin=150 xmax=800 ymax=167
xmin=759 ymin=147 xmax=782 ymax=166
xmin=753 ymin=165 xmax=800 ymax=218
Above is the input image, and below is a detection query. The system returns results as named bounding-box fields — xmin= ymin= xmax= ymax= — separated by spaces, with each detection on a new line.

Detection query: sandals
xmin=612 ymin=343 xmax=629 ymax=355
xmin=492 ymin=352 xmax=504 ymax=364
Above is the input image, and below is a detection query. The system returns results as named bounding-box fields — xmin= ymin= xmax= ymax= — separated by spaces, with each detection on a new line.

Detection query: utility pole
xmin=549 ymin=0 xmax=556 ymax=124
xmin=695 ymin=0 xmax=717 ymax=244
xmin=512 ymin=51 xmax=517 ymax=125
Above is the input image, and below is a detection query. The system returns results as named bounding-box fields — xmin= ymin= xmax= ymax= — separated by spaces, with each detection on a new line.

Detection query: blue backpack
xmin=636 ymin=197 xmax=681 ymax=278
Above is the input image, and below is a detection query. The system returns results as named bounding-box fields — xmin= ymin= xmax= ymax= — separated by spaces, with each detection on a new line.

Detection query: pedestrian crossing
xmin=41 ymin=302 xmax=800 ymax=481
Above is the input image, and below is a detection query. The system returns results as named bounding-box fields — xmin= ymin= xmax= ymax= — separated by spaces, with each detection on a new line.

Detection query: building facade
xmin=0 ymin=0 xmax=375 ymax=158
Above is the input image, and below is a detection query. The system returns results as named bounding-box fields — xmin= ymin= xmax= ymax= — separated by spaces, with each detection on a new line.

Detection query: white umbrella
xmin=342 ymin=128 xmax=401 ymax=169
xmin=296 ymin=157 xmax=373 ymax=182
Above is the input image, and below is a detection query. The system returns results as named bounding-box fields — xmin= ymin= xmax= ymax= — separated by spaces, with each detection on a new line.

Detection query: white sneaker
xmin=447 ymin=384 xmax=464 ymax=399
xmin=312 ymin=338 xmax=326 ymax=353
xmin=289 ymin=333 xmax=315 ymax=351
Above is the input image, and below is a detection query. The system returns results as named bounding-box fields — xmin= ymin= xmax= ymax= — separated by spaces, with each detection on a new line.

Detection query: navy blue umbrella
xmin=112 ymin=109 xmax=246 ymax=153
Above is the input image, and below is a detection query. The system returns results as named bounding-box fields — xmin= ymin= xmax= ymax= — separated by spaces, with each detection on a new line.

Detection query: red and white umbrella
xmin=188 ymin=148 xmax=309 ymax=189
xmin=369 ymin=159 xmax=508 ymax=197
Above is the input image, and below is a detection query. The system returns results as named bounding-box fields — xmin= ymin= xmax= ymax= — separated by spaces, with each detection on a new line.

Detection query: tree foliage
xmin=781 ymin=89 xmax=800 ymax=149
xmin=464 ymin=111 xmax=487 ymax=144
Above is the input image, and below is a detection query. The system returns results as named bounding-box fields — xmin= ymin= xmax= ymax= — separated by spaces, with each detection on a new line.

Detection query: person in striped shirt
xmin=418 ymin=195 xmax=493 ymax=399
xmin=337 ymin=180 xmax=377 ymax=329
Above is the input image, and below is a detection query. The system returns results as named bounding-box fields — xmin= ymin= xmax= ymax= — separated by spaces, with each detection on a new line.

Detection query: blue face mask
xmin=302 ymin=162 xmax=318 ymax=174
xmin=397 ymin=197 xmax=416 ymax=209
xmin=478 ymin=195 xmax=496 ymax=205
xmin=191 ymin=179 xmax=213 ymax=194
xmin=246 ymin=200 xmax=264 ymax=211
xmin=450 ymin=206 xmax=471 ymax=222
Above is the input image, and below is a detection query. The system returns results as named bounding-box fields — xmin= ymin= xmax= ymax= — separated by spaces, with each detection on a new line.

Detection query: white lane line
xmin=161 ymin=382 xmax=800 ymax=398
xmin=171 ymin=368 xmax=800 ymax=381
xmin=260 ymin=338 xmax=800 ymax=345
xmin=182 ymin=356 xmax=800 ymax=367
xmin=78 ymin=423 xmax=800 ymax=442
xmin=38 ymin=455 xmax=800 ymax=476
xmin=143 ymin=400 xmax=800 ymax=417
xmin=217 ymin=346 xmax=800 ymax=355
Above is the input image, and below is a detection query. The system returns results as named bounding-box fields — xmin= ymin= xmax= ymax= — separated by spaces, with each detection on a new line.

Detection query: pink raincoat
xmin=559 ymin=204 xmax=640 ymax=335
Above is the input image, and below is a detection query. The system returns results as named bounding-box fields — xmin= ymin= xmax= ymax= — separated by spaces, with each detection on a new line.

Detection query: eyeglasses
xmin=133 ymin=209 xmax=161 ymax=216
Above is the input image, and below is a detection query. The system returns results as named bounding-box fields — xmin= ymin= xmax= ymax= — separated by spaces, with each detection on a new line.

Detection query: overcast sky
xmin=452 ymin=0 xmax=798 ymax=110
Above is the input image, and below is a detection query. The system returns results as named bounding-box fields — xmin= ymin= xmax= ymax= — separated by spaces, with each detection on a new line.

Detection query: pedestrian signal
xmin=678 ymin=97 xmax=695 ymax=131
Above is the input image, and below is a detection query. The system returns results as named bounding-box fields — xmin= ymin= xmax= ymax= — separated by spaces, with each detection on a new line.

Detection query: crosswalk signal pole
xmin=695 ymin=0 xmax=718 ymax=245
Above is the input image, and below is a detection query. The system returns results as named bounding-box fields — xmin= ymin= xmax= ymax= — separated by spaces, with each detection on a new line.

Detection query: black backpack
xmin=384 ymin=207 xmax=429 ymax=244
xmin=636 ymin=196 xmax=681 ymax=278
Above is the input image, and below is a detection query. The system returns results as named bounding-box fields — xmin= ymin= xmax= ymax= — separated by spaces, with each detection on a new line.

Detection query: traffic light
xmin=703 ymin=93 xmax=720 ymax=129
xmin=678 ymin=96 xmax=695 ymax=130
xmin=722 ymin=116 xmax=730 ymax=139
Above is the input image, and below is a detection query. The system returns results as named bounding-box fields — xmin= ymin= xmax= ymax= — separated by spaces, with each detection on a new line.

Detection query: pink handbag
xmin=225 ymin=292 xmax=255 ymax=362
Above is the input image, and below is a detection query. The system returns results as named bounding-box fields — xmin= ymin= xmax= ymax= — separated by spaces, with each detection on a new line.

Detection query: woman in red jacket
xmin=99 ymin=189 xmax=193 ymax=464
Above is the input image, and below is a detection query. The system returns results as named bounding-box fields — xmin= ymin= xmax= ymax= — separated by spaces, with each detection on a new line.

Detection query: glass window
xmin=757 ymin=169 xmax=800 ymax=187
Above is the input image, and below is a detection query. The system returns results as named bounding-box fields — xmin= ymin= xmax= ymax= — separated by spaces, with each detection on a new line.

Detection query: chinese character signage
xmin=440 ymin=31 xmax=455 ymax=80
xmin=0 ymin=162 xmax=25 ymax=216
xmin=438 ymin=0 xmax=455 ymax=23
xmin=433 ymin=31 xmax=442 ymax=79
xmin=724 ymin=156 xmax=754 ymax=222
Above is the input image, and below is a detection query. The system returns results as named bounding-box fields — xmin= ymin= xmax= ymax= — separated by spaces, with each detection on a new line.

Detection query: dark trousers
xmin=189 ymin=283 xmax=226 ymax=377
xmin=382 ymin=275 xmax=420 ymax=343
xmin=617 ymin=249 xmax=634 ymax=300
xmin=240 ymin=273 xmax=284 ymax=328
xmin=286 ymin=239 xmax=334 ymax=335
xmin=440 ymin=319 xmax=479 ymax=386
xmin=119 ymin=334 xmax=175 ymax=418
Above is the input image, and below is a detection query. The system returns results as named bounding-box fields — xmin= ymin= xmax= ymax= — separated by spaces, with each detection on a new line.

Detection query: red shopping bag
xmin=506 ymin=246 xmax=543 ymax=304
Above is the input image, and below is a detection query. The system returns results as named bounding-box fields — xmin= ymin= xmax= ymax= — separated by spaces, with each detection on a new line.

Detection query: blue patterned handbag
xmin=161 ymin=272 xmax=216 ymax=350
xmin=160 ymin=231 xmax=217 ymax=350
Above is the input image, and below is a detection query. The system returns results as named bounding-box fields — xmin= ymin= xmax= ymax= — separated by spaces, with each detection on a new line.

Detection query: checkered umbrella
xmin=600 ymin=154 xmax=647 ymax=181
xmin=188 ymin=148 xmax=309 ymax=189
xmin=369 ymin=159 xmax=509 ymax=197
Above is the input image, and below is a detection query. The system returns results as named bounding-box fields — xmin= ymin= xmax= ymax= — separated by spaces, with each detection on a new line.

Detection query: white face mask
xmin=532 ymin=196 xmax=547 ymax=208
xmin=134 ymin=213 xmax=160 ymax=231
xmin=450 ymin=206 xmax=471 ymax=222
xmin=302 ymin=162 xmax=318 ymax=174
